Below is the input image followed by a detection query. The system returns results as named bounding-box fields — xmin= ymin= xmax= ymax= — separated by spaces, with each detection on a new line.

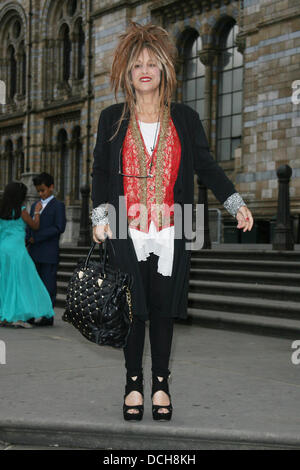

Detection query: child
xmin=26 ymin=173 xmax=66 ymax=326
xmin=0 ymin=182 xmax=54 ymax=328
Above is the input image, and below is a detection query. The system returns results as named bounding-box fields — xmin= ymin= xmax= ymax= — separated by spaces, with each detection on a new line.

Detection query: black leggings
xmin=123 ymin=314 xmax=174 ymax=378
xmin=123 ymin=252 xmax=174 ymax=378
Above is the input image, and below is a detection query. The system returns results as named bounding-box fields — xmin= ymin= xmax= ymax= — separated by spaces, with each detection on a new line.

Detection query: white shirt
xmin=40 ymin=195 xmax=54 ymax=213
xmin=139 ymin=121 xmax=160 ymax=156
xmin=128 ymin=121 xmax=174 ymax=277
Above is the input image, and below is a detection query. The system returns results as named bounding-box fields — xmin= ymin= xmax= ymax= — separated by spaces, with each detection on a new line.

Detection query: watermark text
xmin=291 ymin=340 xmax=300 ymax=365
xmin=0 ymin=340 xmax=6 ymax=365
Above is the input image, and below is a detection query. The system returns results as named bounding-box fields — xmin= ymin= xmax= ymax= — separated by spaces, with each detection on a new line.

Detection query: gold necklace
xmin=130 ymin=107 xmax=170 ymax=231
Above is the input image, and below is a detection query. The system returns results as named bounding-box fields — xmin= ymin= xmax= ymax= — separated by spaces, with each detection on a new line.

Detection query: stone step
xmin=190 ymin=257 xmax=300 ymax=273
xmin=1 ymin=418 xmax=298 ymax=450
xmin=56 ymin=246 xmax=300 ymax=338
xmin=58 ymin=262 xmax=79 ymax=273
xmin=57 ymin=288 xmax=299 ymax=320
xmin=58 ymin=257 xmax=300 ymax=275
xmin=56 ymin=293 xmax=67 ymax=309
xmin=60 ymin=245 xmax=300 ymax=257
xmin=55 ymin=289 xmax=300 ymax=338
xmin=59 ymin=248 xmax=300 ymax=263
xmin=188 ymin=279 xmax=300 ymax=302
xmin=57 ymin=271 xmax=73 ymax=282
xmin=57 ymin=281 xmax=69 ymax=294
xmin=59 ymin=253 xmax=98 ymax=263
xmin=192 ymin=249 xmax=300 ymax=262
xmin=187 ymin=292 xmax=300 ymax=320
xmin=57 ymin=278 xmax=300 ymax=303
xmin=58 ymin=265 xmax=300 ymax=288
xmin=189 ymin=268 xmax=300 ymax=287
xmin=187 ymin=308 xmax=300 ymax=339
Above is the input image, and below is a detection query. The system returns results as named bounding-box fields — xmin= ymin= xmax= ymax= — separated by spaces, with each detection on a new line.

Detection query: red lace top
xmin=122 ymin=118 xmax=181 ymax=232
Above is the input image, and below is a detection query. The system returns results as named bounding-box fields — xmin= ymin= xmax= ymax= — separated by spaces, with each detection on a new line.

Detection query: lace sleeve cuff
xmin=91 ymin=204 xmax=109 ymax=226
xmin=223 ymin=192 xmax=246 ymax=218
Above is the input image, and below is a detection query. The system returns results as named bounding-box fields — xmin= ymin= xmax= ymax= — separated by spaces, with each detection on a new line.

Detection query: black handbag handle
xmin=84 ymin=238 xmax=116 ymax=274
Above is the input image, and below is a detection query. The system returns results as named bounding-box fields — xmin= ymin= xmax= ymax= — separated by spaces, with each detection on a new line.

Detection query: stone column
xmin=40 ymin=144 xmax=47 ymax=173
xmin=3 ymin=57 xmax=10 ymax=104
xmin=198 ymin=49 xmax=215 ymax=143
xmin=0 ymin=153 xmax=3 ymax=187
xmin=196 ymin=49 xmax=216 ymax=249
xmin=78 ymin=184 xmax=91 ymax=246
xmin=55 ymin=38 xmax=64 ymax=90
xmin=42 ymin=38 xmax=49 ymax=101
xmin=0 ymin=57 xmax=7 ymax=105
xmin=71 ymin=31 xmax=78 ymax=87
xmin=272 ymin=164 xmax=294 ymax=251
xmin=68 ymin=139 xmax=76 ymax=203
xmin=21 ymin=172 xmax=39 ymax=210
xmin=52 ymin=143 xmax=60 ymax=195
xmin=2 ymin=151 xmax=9 ymax=184
xmin=48 ymin=39 xmax=55 ymax=100
xmin=15 ymin=51 xmax=22 ymax=100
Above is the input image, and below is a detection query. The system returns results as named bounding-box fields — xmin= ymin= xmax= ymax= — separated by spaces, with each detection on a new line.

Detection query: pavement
xmin=0 ymin=309 xmax=300 ymax=450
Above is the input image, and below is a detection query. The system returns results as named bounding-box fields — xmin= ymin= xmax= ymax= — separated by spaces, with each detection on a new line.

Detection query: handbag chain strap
xmin=125 ymin=286 xmax=133 ymax=323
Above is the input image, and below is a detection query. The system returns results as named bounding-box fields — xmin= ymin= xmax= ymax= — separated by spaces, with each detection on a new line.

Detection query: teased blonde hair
xmin=110 ymin=21 xmax=177 ymax=139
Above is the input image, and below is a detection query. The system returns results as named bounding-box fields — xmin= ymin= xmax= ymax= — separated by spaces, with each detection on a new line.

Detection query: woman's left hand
xmin=236 ymin=206 xmax=254 ymax=232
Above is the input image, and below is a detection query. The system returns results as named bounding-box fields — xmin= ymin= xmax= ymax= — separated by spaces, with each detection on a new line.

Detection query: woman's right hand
xmin=93 ymin=224 xmax=113 ymax=244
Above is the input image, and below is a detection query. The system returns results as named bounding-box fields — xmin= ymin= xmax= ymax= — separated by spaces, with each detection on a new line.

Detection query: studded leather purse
xmin=62 ymin=240 xmax=133 ymax=348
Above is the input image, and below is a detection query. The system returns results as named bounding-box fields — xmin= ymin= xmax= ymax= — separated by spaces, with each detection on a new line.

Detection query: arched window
xmin=8 ymin=45 xmax=17 ymax=100
xmin=77 ymin=19 xmax=85 ymax=80
xmin=217 ymin=23 xmax=243 ymax=161
xmin=5 ymin=140 xmax=14 ymax=182
xmin=67 ymin=0 xmax=78 ymax=17
xmin=57 ymin=129 xmax=69 ymax=200
xmin=1 ymin=15 xmax=26 ymax=107
xmin=44 ymin=1 xmax=84 ymax=98
xmin=182 ymin=34 xmax=205 ymax=117
xmin=20 ymin=42 xmax=26 ymax=96
xmin=62 ymin=25 xmax=72 ymax=82
xmin=13 ymin=19 xmax=21 ymax=39
xmin=17 ymin=137 xmax=24 ymax=178
xmin=73 ymin=127 xmax=83 ymax=200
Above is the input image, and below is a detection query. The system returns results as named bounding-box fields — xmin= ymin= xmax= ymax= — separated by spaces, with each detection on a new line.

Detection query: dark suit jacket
xmin=91 ymin=102 xmax=237 ymax=320
xmin=26 ymin=197 xmax=66 ymax=264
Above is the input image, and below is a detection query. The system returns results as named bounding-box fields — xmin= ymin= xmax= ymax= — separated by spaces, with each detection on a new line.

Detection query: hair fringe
xmin=109 ymin=21 xmax=177 ymax=140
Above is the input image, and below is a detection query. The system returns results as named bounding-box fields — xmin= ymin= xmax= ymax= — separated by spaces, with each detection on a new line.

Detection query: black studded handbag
xmin=62 ymin=239 xmax=133 ymax=348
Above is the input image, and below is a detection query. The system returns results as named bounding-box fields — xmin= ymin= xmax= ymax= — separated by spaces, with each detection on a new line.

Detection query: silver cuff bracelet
xmin=223 ymin=192 xmax=246 ymax=218
xmin=91 ymin=205 xmax=109 ymax=226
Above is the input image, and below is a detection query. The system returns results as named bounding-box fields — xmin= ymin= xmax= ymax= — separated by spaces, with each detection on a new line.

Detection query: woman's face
xmin=131 ymin=48 xmax=162 ymax=97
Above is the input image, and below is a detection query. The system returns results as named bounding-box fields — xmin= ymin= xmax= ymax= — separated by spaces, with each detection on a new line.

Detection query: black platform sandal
xmin=123 ymin=373 xmax=144 ymax=421
xmin=151 ymin=375 xmax=173 ymax=421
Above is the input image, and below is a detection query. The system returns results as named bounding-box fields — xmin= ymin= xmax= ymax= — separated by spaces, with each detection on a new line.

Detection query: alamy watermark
xmin=291 ymin=340 xmax=300 ymax=365
xmin=102 ymin=198 xmax=205 ymax=250
xmin=291 ymin=80 xmax=300 ymax=105
xmin=0 ymin=340 xmax=6 ymax=365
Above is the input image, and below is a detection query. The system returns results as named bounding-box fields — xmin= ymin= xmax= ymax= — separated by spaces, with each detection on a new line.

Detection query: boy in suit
xmin=27 ymin=173 xmax=66 ymax=326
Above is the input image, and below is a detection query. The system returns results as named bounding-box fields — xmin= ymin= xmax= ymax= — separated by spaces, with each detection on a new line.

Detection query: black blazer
xmin=92 ymin=102 xmax=236 ymax=211
xmin=91 ymin=102 xmax=237 ymax=320
xmin=26 ymin=198 xmax=66 ymax=264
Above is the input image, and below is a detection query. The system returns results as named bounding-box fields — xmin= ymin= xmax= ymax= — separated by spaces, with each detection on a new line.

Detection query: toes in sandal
xmin=151 ymin=374 xmax=173 ymax=421
xmin=123 ymin=373 xmax=144 ymax=421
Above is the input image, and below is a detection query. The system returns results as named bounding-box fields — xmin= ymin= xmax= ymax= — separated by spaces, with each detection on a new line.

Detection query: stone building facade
xmin=0 ymin=0 xmax=299 ymax=244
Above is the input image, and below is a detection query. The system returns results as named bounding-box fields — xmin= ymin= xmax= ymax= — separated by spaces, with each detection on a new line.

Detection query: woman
xmin=0 ymin=182 xmax=55 ymax=328
xmin=91 ymin=22 xmax=253 ymax=421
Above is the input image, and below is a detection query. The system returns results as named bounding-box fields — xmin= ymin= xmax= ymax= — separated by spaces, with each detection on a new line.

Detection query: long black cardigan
xmin=91 ymin=102 xmax=237 ymax=320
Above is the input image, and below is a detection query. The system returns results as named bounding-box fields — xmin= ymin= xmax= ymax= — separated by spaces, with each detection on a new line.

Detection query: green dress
xmin=0 ymin=210 xmax=54 ymax=322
